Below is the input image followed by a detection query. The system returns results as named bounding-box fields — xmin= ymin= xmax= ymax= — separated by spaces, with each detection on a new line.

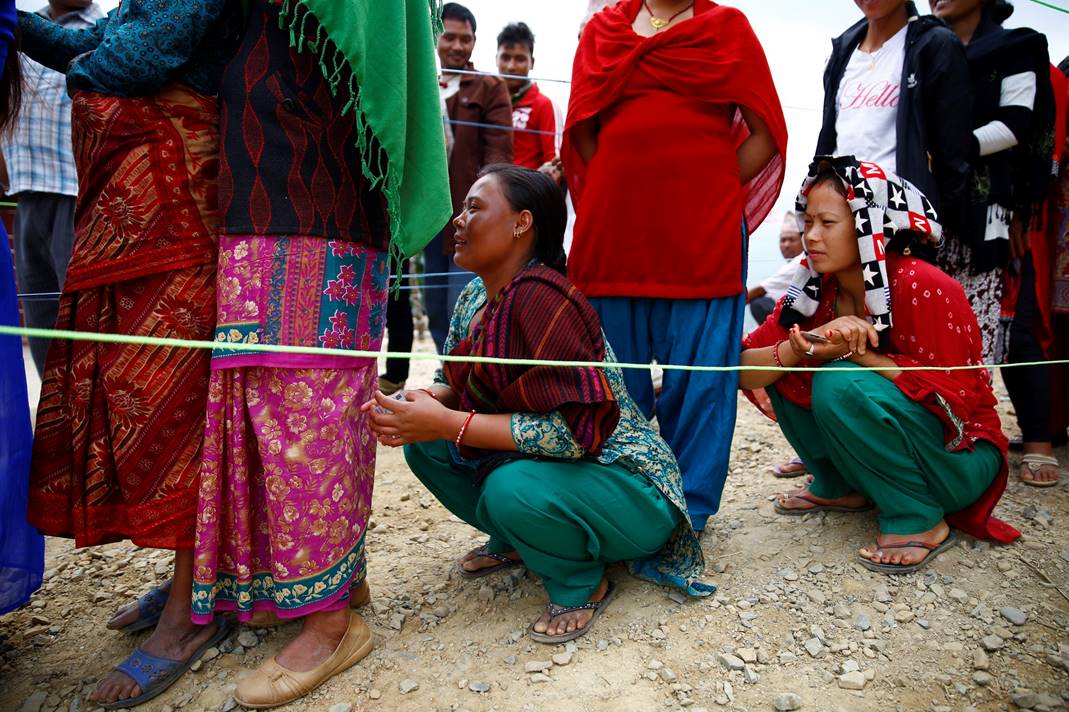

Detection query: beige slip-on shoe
xmin=246 ymin=580 xmax=371 ymax=629
xmin=234 ymin=611 xmax=374 ymax=709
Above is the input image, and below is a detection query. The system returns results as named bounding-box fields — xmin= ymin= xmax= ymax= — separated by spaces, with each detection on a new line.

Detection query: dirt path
xmin=3 ymin=345 xmax=1068 ymax=712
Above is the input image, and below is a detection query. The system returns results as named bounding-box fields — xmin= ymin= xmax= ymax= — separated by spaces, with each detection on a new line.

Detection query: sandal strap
xmin=137 ymin=586 xmax=169 ymax=619
xmin=469 ymin=544 xmax=516 ymax=566
xmin=1021 ymin=454 xmax=1060 ymax=466
xmin=873 ymin=539 xmax=941 ymax=551
xmin=115 ymin=647 xmax=181 ymax=691
xmin=546 ymin=601 xmax=601 ymax=618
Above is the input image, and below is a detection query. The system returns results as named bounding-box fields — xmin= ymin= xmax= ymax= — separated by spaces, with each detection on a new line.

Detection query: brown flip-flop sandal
xmin=774 ymin=492 xmax=874 ymax=516
xmin=457 ymin=544 xmax=523 ymax=580
xmin=858 ymin=530 xmax=958 ymax=575
xmin=772 ymin=457 xmax=810 ymax=479
xmin=530 ymin=581 xmax=618 ymax=644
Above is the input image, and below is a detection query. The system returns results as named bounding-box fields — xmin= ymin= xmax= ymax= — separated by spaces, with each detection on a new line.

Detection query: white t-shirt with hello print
xmin=834 ymin=25 xmax=908 ymax=173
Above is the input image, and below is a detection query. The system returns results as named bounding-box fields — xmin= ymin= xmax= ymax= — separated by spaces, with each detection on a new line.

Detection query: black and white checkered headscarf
xmin=780 ymin=156 xmax=943 ymax=337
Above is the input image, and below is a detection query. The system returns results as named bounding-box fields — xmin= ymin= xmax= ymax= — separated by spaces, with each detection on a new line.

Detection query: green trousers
xmin=769 ymin=364 xmax=1001 ymax=535
xmin=404 ymin=440 xmax=680 ymax=606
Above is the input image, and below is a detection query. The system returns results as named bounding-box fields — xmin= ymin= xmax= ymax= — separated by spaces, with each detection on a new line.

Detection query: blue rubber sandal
xmin=111 ymin=585 xmax=170 ymax=634
xmin=99 ymin=615 xmax=230 ymax=709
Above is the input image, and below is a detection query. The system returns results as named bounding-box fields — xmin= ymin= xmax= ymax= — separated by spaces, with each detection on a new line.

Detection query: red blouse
xmin=744 ymin=254 xmax=1018 ymax=543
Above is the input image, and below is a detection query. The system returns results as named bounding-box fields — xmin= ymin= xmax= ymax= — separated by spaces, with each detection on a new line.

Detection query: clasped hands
xmin=360 ymin=390 xmax=454 ymax=448
xmin=787 ymin=315 xmax=878 ymax=363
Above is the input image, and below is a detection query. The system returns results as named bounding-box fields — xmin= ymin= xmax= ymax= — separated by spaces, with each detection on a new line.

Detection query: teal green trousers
xmin=769 ymin=364 xmax=1001 ymax=535
xmin=404 ymin=440 xmax=680 ymax=606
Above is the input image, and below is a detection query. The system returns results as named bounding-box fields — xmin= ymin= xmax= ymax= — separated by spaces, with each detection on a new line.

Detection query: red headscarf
xmin=563 ymin=0 xmax=787 ymax=232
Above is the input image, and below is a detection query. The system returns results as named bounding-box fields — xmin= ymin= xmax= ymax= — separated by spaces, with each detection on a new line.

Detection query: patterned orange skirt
xmin=27 ymin=84 xmax=219 ymax=550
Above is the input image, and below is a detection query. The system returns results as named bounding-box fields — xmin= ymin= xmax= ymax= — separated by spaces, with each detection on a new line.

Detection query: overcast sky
xmin=16 ymin=0 xmax=1069 ymax=284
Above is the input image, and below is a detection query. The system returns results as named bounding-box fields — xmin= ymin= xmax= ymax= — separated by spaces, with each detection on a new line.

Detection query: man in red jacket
xmin=496 ymin=22 xmax=560 ymax=175
xmin=425 ymin=2 xmax=513 ymax=354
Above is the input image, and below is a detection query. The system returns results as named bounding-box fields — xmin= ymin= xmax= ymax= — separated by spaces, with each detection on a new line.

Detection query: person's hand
xmin=360 ymin=390 xmax=455 ymax=447
xmin=787 ymin=316 xmax=876 ymax=361
xmin=538 ymin=158 xmax=564 ymax=184
xmin=1009 ymin=215 xmax=1030 ymax=261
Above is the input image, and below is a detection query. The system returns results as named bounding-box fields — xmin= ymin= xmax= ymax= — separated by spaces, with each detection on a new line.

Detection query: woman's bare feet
xmin=532 ymin=578 xmax=609 ymax=637
xmin=775 ymin=486 xmax=868 ymax=512
xmin=106 ymin=580 xmax=171 ymax=630
xmin=460 ymin=547 xmax=522 ymax=574
xmin=274 ymin=608 xmax=350 ymax=672
xmin=859 ymin=520 xmax=951 ymax=568
xmin=1020 ymin=444 xmax=1060 ymax=487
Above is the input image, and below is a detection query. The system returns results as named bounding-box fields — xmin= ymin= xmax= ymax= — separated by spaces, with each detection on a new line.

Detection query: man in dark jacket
xmin=816 ymin=0 xmax=972 ymax=237
xmin=425 ymin=2 xmax=513 ymax=353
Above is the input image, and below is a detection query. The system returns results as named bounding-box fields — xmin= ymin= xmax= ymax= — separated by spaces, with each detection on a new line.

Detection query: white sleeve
xmin=973 ymin=71 xmax=1037 ymax=157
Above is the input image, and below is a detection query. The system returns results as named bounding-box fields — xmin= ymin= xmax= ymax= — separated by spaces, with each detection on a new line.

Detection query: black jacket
xmin=816 ymin=3 xmax=972 ymax=236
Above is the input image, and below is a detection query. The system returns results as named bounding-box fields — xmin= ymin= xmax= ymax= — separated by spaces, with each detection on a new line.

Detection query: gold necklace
xmin=643 ymin=0 xmax=694 ymax=31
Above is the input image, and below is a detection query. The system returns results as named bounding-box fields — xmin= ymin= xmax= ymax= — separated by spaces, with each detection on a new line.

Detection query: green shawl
xmin=276 ymin=0 xmax=451 ymax=262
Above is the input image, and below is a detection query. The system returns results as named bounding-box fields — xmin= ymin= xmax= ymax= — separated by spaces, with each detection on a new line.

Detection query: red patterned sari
xmin=28 ymin=84 xmax=220 ymax=550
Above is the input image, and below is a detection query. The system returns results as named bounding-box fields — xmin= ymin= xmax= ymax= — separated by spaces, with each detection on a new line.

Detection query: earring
xmin=513 ymin=229 xmax=522 ymax=239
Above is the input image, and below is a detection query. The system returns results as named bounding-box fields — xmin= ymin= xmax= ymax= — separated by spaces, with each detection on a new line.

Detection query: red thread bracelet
xmin=419 ymin=388 xmax=439 ymax=401
xmin=456 ymin=410 xmax=476 ymax=447
xmin=772 ymin=340 xmax=785 ymax=369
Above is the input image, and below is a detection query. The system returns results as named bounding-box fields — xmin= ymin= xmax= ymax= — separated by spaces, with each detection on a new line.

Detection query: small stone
xmin=803 ymin=638 xmax=825 ymax=658
xmin=329 ymin=705 xmax=353 ymax=712
xmin=552 ymin=652 xmax=573 ymax=666
xmin=468 ymin=681 xmax=490 ymax=693
xmin=948 ymin=588 xmax=969 ymax=603
xmin=668 ymin=591 xmax=687 ymax=604
xmin=736 ymin=647 xmax=757 ymax=664
xmin=19 ymin=691 xmax=47 ymax=712
xmin=841 ymin=660 xmax=860 ymax=674
xmin=773 ymin=692 xmax=803 ymax=711
xmin=236 ymin=631 xmax=259 ymax=648
xmin=854 ymin=614 xmax=872 ymax=632
xmin=530 ymin=673 xmax=552 ymax=684
xmin=743 ymin=665 xmax=760 ymax=684
xmin=368 ymin=689 xmax=382 ymax=700
xmin=781 ymin=569 xmax=799 ymax=582
xmin=477 ymin=585 xmax=494 ymax=602
xmin=525 ymin=660 xmax=552 ymax=674
xmin=659 ymin=668 xmax=677 ymax=682
xmin=647 ymin=659 xmax=664 ymax=670
xmin=189 ymin=660 xmax=203 ymax=673
xmin=718 ymin=653 xmax=745 ymax=671
xmin=838 ymin=671 xmax=867 ymax=690
xmin=973 ymin=649 xmax=990 ymax=670
xmin=981 ymin=635 xmax=1005 ymax=652
xmin=972 ymin=671 xmax=994 ymax=686
xmin=399 ymin=679 xmax=419 ymax=694
xmin=202 ymin=647 xmax=220 ymax=662
xmin=1010 ymin=689 xmax=1039 ymax=710
xmin=894 ymin=610 xmax=915 ymax=623
xmin=916 ymin=618 xmax=930 ymax=630
xmin=999 ymin=607 xmax=1028 ymax=626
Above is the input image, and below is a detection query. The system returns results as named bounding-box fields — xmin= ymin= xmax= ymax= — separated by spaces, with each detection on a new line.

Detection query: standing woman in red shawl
xmin=742 ymin=158 xmax=1019 ymax=573
xmin=562 ymin=0 xmax=788 ymax=531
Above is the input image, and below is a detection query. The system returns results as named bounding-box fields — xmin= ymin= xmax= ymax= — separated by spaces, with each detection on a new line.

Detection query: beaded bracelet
xmin=456 ymin=410 xmax=476 ymax=447
xmin=419 ymin=388 xmax=439 ymax=401
xmin=772 ymin=340 xmax=786 ymax=369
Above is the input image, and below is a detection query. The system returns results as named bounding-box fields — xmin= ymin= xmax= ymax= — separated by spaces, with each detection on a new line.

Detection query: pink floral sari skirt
xmin=192 ymin=234 xmax=387 ymax=623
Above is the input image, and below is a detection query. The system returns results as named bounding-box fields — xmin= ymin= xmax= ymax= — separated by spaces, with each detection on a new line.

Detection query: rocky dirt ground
xmin=2 ymin=340 xmax=1068 ymax=712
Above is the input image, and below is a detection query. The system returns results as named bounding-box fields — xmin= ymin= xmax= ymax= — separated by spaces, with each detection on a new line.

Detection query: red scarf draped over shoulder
xmin=444 ymin=265 xmax=621 ymax=459
xmin=563 ymin=0 xmax=787 ymax=230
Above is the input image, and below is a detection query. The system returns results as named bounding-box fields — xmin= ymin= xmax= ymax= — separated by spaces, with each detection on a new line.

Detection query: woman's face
xmin=854 ymin=0 xmax=907 ymax=21
xmin=802 ymin=181 xmax=861 ymax=275
xmin=452 ymin=175 xmax=532 ymax=274
xmin=929 ymin=0 xmax=985 ymax=23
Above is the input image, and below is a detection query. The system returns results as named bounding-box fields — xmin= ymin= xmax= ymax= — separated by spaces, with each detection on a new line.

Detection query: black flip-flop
xmin=858 ymin=530 xmax=958 ymax=575
xmin=457 ymin=544 xmax=523 ymax=580
xmin=99 ymin=616 xmax=231 ymax=709
xmin=530 ymin=581 xmax=618 ymax=645
xmin=772 ymin=458 xmax=810 ymax=479
xmin=774 ymin=492 xmax=874 ymax=516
